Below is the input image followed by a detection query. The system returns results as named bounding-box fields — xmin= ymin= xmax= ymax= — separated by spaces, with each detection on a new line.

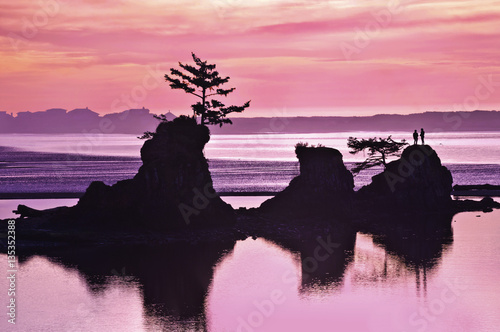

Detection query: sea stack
xmin=76 ymin=116 xmax=235 ymax=229
xmin=258 ymin=145 xmax=355 ymax=220
xmin=356 ymin=145 xmax=453 ymax=213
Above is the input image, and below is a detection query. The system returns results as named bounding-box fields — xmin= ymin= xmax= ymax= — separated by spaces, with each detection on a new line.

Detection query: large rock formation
xmin=258 ymin=145 xmax=355 ymax=220
xmin=74 ymin=116 xmax=234 ymax=230
xmin=356 ymin=145 xmax=453 ymax=213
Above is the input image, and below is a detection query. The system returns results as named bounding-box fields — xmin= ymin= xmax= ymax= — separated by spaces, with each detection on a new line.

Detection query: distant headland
xmin=0 ymin=108 xmax=499 ymax=134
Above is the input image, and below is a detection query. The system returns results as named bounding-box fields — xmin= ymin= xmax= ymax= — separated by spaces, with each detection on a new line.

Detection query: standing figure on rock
xmin=413 ymin=130 xmax=419 ymax=145
xmin=420 ymin=128 xmax=425 ymax=145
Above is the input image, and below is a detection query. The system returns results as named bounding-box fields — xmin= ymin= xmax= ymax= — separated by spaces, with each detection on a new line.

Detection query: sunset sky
xmin=1 ymin=0 xmax=499 ymax=117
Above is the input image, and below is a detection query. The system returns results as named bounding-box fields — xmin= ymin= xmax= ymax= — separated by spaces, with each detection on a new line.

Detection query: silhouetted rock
xmin=357 ymin=145 xmax=453 ymax=212
xmin=259 ymin=145 xmax=354 ymax=220
xmin=4 ymin=137 xmax=496 ymax=246
xmin=453 ymin=196 xmax=500 ymax=213
xmin=74 ymin=116 xmax=235 ymax=230
xmin=14 ymin=204 xmax=69 ymax=219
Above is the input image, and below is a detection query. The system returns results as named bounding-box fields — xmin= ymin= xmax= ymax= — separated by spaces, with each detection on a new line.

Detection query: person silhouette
xmin=420 ymin=128 xmax=425 ymax=145
xmin=413 ymin=130 xmax=418 ymax=145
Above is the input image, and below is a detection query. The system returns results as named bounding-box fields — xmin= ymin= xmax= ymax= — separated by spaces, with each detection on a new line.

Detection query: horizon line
xmin=2 ymin=108 xmax=498 ymax=119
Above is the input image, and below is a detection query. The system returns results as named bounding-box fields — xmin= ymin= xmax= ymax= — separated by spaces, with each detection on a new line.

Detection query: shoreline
xmin=0 ymin=191 xmax=280 ymax=199
xmin=0 ymin=190 xmax=499 ymax=200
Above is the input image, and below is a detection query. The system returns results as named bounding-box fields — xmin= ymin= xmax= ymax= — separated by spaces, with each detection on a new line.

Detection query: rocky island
xmin=1 ymin=117 xmax=499 ymax=249
xmin=75 ymin=116 xmax=234 ymax=230
xmin=259 ymin=143 xmax=354 ymax=220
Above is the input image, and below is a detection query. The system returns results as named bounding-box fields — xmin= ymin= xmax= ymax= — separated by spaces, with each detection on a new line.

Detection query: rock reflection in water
xmin=351 ymin=213 xmax=454 ymax=298
xmin=18 ymin=241 xmax=235 ymax=330
xmin=13 ymin=213 xmax=454 ymax=331
xmin=272 ymin=227 xmax=357 ymax=292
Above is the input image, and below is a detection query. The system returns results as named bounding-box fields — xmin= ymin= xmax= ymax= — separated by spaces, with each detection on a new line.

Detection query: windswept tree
xmin=165 ymin=52 xmax=250 ymax=126
xmin=347 ymin=136 xmax=408 ymax=174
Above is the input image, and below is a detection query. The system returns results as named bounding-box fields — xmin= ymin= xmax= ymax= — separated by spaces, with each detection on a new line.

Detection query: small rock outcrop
xmin=258 ymin=145 xmax=355 ymax=219
xmin=75 ymin=116 xmax=234 ymax=229
xmin=357 ymin=145 xmax=453 ymax=212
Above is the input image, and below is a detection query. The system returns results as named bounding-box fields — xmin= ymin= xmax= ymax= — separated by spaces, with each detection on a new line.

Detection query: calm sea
xmin=0 ymin=207 xmax=499 ymax=331
xmin=0 ymin=132 xmax=499 ymax=195
xmin=0 ymin=132 xmax=499 ymax=331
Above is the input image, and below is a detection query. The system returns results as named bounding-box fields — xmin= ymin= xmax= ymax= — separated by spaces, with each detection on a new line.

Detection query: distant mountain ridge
xmin=0 ymin=107 xmax=174 ymax=135
xmin=210 ymin=110 xmax=500 ymax=134
xmin=0 ymin=108 xmax=498 ymax=134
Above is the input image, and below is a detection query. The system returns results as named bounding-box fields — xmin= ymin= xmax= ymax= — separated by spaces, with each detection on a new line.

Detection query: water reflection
xmin=270 ymin=226 xmax=357 ymax=292
xmin=18 ymin=241 xmax=235 ymax=330
xmin=11 ymin=213 xmax=454 ymax=331
xmin=260 ymin=214 xmax=454 ymax=296
xmin=353 ymin=213 xmax=454 ymax=299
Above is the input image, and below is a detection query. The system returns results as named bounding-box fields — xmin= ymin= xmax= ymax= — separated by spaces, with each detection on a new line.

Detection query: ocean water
xmin=1 ymin=207 xmax=499 ymax=331
xmin=1 ymin=131 xmax=500 ymax=163
xmin=1 ymin=132 xmax=500 ymax=331
xmin=0 ymin=132 xmax=499 ymax=195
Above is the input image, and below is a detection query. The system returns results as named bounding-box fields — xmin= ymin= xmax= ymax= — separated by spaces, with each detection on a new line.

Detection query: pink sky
xmin=1 ymin=0 xmax=499 ymax=117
